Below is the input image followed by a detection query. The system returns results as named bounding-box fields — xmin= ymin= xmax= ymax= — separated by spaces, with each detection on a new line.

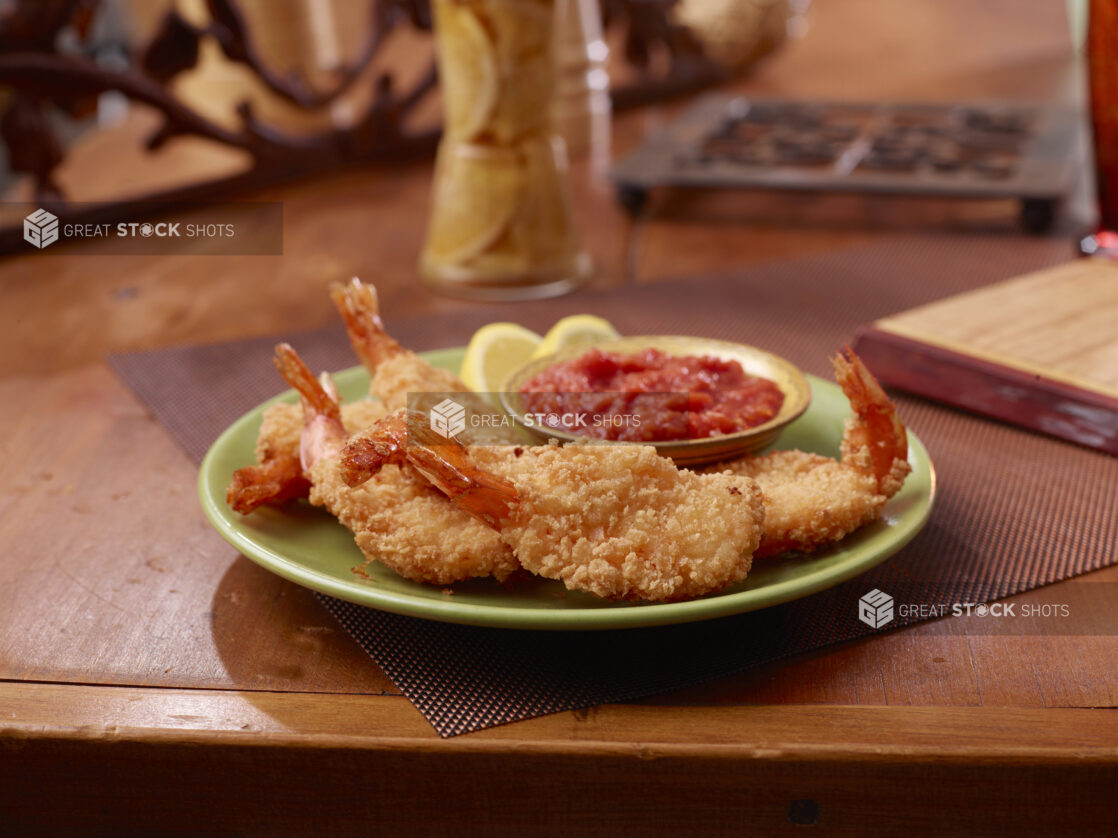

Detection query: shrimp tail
xmin=339 ymin=412 xmax=411 ymax=483
xmin=340 ymin=411 xmax=519 ymax=529
xmin=226 ymin=453 xmax=312 ymax=513
xmin=832 ymin=346 xmax=911 ymax=497
xmin=273 ymin=343 xmax=346 ymax=470
xmin=329 ymin=278 xmax=404 ymax=373
xmin=225 ymin=344 xmax=334 ymax=515
xmin=273 ymin=343 xmax=342 ymax=422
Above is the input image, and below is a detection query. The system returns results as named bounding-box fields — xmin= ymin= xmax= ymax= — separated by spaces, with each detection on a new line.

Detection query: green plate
xmin=198 ymin=347 xmax=935 ymax=630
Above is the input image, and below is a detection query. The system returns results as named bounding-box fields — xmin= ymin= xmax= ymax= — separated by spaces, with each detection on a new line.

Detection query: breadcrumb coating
xmin=717 ymin=447 xmax=887 ymax=558
xmin=472 ymin=444 xmax=764 ymax=601
xmin=255 ymin=400 xmax=388 ymax=464
xmin=369 ymin=354 xmax=467 ymax=411
xmin=709 ymin=349 xmax=912 ymax=558
xmin=309 ymin=458 xmax=518 ymax=585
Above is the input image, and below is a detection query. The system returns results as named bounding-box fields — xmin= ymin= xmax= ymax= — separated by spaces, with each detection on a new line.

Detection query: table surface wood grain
xmin=3 ymin=2 xmax=1116 ymax=835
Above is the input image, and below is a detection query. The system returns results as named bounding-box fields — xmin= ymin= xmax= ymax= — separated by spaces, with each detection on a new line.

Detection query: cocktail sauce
xmin=518 ymin=347 xmax=785 ymax=441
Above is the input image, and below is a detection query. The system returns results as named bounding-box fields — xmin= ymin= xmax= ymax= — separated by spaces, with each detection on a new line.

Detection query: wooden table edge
xmin=3 ymin=681 xmax=1116 ymax=762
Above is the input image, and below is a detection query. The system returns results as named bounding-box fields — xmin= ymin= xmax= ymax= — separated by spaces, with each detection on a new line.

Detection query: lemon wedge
xmin=531 ymin=314 xmax=621 ymax=359
xmin=422 ymin=144 xmax=523 ymax=266
xmin=460 ymin=322 xmax=543 ymax=394
xmin=433 ymin=0 xmax=500 ymax=140
xmin=487 ymin=0 xmax=554 ymax=142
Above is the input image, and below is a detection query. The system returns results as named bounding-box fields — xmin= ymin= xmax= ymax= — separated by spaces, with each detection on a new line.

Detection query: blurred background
xmin=0 ymin=0 xmax=1087 ymax=368
xmin=0 ymin=1 xmax=1083 ymax=222
xmin=0 ymin=0 xmax=812 ymax=204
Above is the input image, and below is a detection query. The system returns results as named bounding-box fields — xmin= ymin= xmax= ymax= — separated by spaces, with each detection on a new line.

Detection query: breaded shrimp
xmin=710 ymin=348 xmax=911 ymax=558
xmin=342 ymin=414 xmax=765 ymax=602
xmin=330 ymin=278 xmax=465 ymax=409
xmin=254 ymin=399 xmax=387 ymax=467
xmin=227 ymin=399 xmax=389 ymax=514
xmin=273 ymin=345 xmax=518 ymax=585
xmin=340 ymin=410 xmax=519 ymax=529
xmin=229 ymin=276 xmax=469 ymax=514
xmin=227 ymin=352 xmax=355 ymax=514
xmin=330 ymin=277 xmax=514 ymax=444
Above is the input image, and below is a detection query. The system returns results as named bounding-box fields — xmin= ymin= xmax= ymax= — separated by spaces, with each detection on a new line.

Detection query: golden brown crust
xmin=254 ymin=400 xmax=389 ymax=464
xmin=309 ymin=458 xmax=519 ymax=585
xmin=369 ymin=354 xmax=467 ymax=411
xmin=473 ymin=444 xmax=764 ymax=601
xmin=717 ymin=450 xmax=887 ymax=558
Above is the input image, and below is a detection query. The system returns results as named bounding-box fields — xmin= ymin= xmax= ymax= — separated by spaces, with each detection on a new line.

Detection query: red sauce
xmin=518 ymin=347 xmax=785 ymax=442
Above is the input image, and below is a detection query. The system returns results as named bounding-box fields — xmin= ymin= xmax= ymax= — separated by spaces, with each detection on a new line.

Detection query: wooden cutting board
xmin=853 ymin=258 xmax=1118 ymax=455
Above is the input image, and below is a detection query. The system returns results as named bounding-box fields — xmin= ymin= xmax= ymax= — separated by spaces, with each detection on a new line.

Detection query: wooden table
xmin=3 ymin=2 xmax=1115 ymax=835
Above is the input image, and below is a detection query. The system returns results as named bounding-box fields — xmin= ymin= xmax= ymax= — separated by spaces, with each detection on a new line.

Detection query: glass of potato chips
xmin=421 ymin=0 xmax=592 ymax=300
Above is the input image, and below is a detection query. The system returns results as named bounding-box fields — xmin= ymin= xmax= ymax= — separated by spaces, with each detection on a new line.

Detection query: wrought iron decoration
xmin=0 ymin=0 xmax=723 ymax=210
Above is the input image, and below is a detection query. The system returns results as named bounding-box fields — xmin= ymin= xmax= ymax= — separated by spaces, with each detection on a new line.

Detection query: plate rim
xmin=198 ymin=351 xmax=936 ymax=631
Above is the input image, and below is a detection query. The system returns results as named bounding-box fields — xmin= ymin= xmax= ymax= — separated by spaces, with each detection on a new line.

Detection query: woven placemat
xmin=111 ymin=235 xmax=1118 ymax=737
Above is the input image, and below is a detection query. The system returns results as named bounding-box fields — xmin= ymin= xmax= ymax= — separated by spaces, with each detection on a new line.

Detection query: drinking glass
xmin=421 ymin=0 xmax=592 ymax=300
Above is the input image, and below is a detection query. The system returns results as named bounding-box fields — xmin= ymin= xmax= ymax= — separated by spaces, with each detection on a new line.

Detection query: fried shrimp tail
xmin=833 ymin=346 xmax=910 ymax=496
xmin=272 ymin=343 xmax=346 ymax=470
xmin=226 ymin=453 xmax=311 ymax=514
xmin=341 ymin=411 xmax=519 ymax=529
xmin=329 ymin=278 xmax=465 ymax=409
xmin=338 ymin=415 xmax=407 ymax=482
xmin=225 ymin=344 xmax=346 ymax=513
xmin=329 ymin=277 xmax=405 ymax=372
xmin=710 ymin=347 xmax=911 ymax=559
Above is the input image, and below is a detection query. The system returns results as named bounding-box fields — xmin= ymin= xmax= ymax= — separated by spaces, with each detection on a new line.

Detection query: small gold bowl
xmin=499 ymin=335 xmax=812 ymax=467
